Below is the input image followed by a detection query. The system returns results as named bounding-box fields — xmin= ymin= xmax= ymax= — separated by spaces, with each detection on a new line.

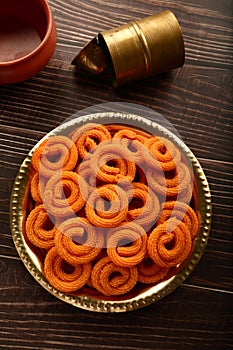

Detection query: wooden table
xmin=0 ymin=1 xmax=232 ymax=349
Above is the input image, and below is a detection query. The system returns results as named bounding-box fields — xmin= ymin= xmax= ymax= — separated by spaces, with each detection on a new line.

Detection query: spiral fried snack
xmin=107 ymin=222 xmax=147 ymax=267
xmin=157 ymin=201 xmax=200 ymax=239
xmin=148 ymin=218 xmax=192 ymax=267
xmin=91 ymin=256 xmax=138 ymax=296
xmin=127 ymin=182 xmax=160 ymax=228
xmin=137 ymin=257 xmax=170 ymax=284
xmin=44 ymin=247 xmax=91 ymax=293
xmin=43 ymin=171 xmax=89 ymax=217
xmin=31 ymin=136 xmax=78 ymax=177
xmin=25 ymin=205 xmax=56 ymax=249
xmin=30 ymin=172 xmax=47 ymax=203
xmin=147 ymin=163 xmax=192 ymax=202
xmin=22 ymin=174 xmax=35 ymax=236
xmin=112 ymin=132 xmax=155 ymax=169
xmin=90 ymin=140 xmax=136 ymax=183
xmin=85 ymin=184 xmax=128 ymax=227
xmin=106 ymin=124 xmax=151 ymax=140
xmin=113 ymin=129 xmax=147 ymax=143
xmin=177 ymin=185 xmax=193 ymax=205
xmin=70 ymin=123 xmax=111 ymax=159
xmin=75 ymin=159 xmax=98 ymax=189
xmin=55 ymin=217 xmax=103 ymax=264
xmin=126 ymin=139 xmax=148 ymax=165
xmin=145 ymin=136 xmax=181 ymax=171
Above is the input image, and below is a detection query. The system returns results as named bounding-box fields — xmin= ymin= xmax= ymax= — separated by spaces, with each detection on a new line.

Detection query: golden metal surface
xmin=10 ymin=112 xmax=211 ymax=312
xmin=71 ymin=37 xmax=108 ymax=75
xmin=98 ymin=10 xmax=185 ymax=86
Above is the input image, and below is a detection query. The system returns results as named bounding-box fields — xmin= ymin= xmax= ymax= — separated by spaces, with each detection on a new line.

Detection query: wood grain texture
xmin=0 ymin=0 xmax=232 ymax=349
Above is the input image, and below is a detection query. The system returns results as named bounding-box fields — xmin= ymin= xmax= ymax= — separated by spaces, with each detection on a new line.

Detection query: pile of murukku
xmin=23 ymin=122 xmax=200 ymax=297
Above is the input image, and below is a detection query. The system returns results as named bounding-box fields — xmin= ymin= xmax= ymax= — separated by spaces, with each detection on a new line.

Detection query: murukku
xmin=55 ymin=217 xmax=103 ymax=264
xmin=122 ymin=138 xmax=148 ymax=164
xmin=43 ymin=170 xmax=89 ymax=217
xmin=31 ymin=136 xmax=78 ymax=177
xmin=172 ymin=186 xmax=193 ymax=205
xmin=70 ymin=123 xmax=111 ymax=159
xmin=75 ymin=159 xmax=99 ymax=189
xmin=25 ymin=204 xmax=56 ymax=249
xmin=113 ymin=134 xmax=156 ymax=168
xmin=127 ymin=182 xmax=160 ymax=228
xmin=156 ymin=201 xmax=200 ymax=239
xmin=85 ymin=184 xmax=128 ymax=227
xmin=91 ymin=256 xmax=138 ymax=296
xmin=106 ymin=124 xmax=151 ymax=140
xmin=30 ymin=172 xmax=47 ymax=203
xmin=113 ymin=129 xmax=147 ymax=143
xmin=144 ymin=136 xmax=181 ymax=171
xmin=147 ymin=218 xmax=192 ymax=267
xmin=147 ymin=163 xmax=192 ymax=202
xmin=113 ymin=129 xmax=147 ymax=162
xmin=137 ymin=257 xmax=170 ymax=284
xmin=22 ymin=174 xmax=35 ymax=237
xmin=90 ymin=140 xmax=136 ymax=183
xmin=44 ymin=247 xmax=91 ymax=293
xmin=107 ymin=222 xmax=147 ymax=267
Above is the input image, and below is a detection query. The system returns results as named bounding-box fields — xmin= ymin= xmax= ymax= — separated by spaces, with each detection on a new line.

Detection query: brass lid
xmin=98 ymin=10 xmax=185 ymax=86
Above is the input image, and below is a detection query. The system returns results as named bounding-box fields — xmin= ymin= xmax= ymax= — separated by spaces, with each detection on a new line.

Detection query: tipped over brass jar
xmin=72 ymin=10 xmax=185 ymax=87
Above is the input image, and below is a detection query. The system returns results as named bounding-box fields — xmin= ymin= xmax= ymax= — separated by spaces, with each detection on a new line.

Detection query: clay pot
xmin=0 ymin=0 xmax=57 ymax=84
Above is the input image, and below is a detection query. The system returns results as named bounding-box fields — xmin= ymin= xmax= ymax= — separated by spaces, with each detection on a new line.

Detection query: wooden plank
xmin=0 ymin=0 xmax=232 ymax=349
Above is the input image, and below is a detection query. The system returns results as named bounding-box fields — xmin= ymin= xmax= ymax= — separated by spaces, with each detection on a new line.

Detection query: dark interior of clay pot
xmin=0 ymin=0 xmax=48 ymax=62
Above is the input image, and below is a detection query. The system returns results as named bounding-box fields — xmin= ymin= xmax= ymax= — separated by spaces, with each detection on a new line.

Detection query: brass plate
xmin=10 ymin=112 xmax=212 ymax=312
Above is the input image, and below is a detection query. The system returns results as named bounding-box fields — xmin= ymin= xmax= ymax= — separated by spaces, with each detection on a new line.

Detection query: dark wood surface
xmin=0 ymin=0 xmax=232 ymax=349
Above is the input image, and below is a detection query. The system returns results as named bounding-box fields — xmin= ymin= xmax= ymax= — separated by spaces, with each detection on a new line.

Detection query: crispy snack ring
xmin=127 ymin=182 xmax=160 ymax=228
xmin=113 ymin=129 xmax=147 ymax=143
xmin=43 ymin=171 xmax=89 ymax=217
xmin=137 ymin=142 xmax=163 ymax=171
xmin=44 ymin=247 xmax=91 ymax=293
xmin=85 ymin=184 xmax=128 ymax=227
xmin=171 ymin=185 xmax=193 ymax=205
xmin=113 ymin=129 xmax=148 ymax=163
xmin=90 ymin=140 xmax=136 ymax=183
xmin=31 ymin=136 xmax=78 ymax=177
xmin=137 ymin=257 xmax=170 ymax=284
xmin=30 ymin=172 xmax=47 ymax=203
xmin=70 ymin=123 xmax=111 ymax=159
xmin=106 ymin=124 xmax=151 ymax=139
xmin=148 ymin=218 xmax=192 ymax=267
xmin=75 ymin=159 xmax=98 ymax=189
xmin=157 ymin=201 xmax=200 ymax=239
xmin=22 ymin=174 xmax=35 ymax=236
xmin=25 ymin=205 xmax=56 ymax=249
xmin=91 ymin=256 xmax=138 ymax=296
xmin=55 ymin=217 xmax=103 ymax=264
xmin=125 ymin=138 xmax=148 ymax=165
xmin=107 ymin=222 xmax=147 ymax=267
xmin=147 ymin=163 xmax=192 ymax=200
xmin=145 ymin=136 xmax=181 ymax=171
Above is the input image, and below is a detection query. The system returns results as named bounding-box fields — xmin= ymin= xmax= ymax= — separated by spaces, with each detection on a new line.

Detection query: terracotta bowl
xmin=0 ymin=0 xmax=57 ymax=84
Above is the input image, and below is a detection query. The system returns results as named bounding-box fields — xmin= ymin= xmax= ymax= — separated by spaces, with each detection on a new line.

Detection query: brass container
xmin=98 ymin=10 xmax=185 ymax=86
